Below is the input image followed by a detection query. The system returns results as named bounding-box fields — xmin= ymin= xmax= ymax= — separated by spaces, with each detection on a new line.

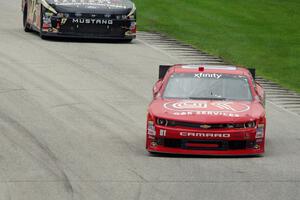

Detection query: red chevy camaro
xmin=146 ymin=64 xmax=266 ymax=156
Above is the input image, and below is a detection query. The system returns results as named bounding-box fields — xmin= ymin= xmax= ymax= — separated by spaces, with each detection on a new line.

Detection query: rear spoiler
xmin=159 ymin=65 xmax=256 ymax=80
xmin=247 ymin=68 xmax=256 ymax=80
xmin=159 ymin=65 xmax=173 ymax=79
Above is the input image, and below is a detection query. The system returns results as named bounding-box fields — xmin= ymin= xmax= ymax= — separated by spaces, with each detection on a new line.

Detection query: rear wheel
xmin=23 ymin=3 xmax=31 ymax=32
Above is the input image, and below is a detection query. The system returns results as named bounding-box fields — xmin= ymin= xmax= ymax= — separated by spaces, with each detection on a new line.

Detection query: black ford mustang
xmin=22 ymin=0 xmax=136 ymax=41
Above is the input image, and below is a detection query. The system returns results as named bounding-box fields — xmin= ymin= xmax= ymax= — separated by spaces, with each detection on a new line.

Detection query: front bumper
xmin=146 ymin=126 xmax=265 ymax=156
xmin=40 ymin=31 xmax=136 ymax=40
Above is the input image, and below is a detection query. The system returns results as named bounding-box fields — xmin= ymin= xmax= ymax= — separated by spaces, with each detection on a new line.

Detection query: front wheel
xmin=40 ymin=33 xmax=48 ymax=40
xmin=122 ymin=39 xmax=133 ymax=43
xmin=23 ymin=4 xmax=31 ymax=32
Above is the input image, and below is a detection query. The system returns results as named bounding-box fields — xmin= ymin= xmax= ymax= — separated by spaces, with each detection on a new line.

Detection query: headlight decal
xmin=147 ymin=121 xmax=156 ymax=136
xmin=256 ymin=124 xmax=265 ymax=138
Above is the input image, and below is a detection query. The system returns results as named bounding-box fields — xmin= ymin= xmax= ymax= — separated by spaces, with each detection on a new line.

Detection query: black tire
xmin=123 ymin=39 xmax=133 ymax=43
xmin=23 ymin=3 xmax=31 ymax=32
xmin=40 ymin=34 xmax=48 ymax=40
xmin=148 ymin=151 xmax=159 ymax=156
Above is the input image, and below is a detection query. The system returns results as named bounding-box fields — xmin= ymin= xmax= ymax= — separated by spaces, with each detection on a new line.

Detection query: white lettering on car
xmin=164 ymin=101 xmax=250 ymax=117
xmin=72 ymin=18 xmax=113 ymax=25
xmin=180 ymin=132 xmax=231 ymax=138
xmin=194 ymin=73 xmax=222 ymax=79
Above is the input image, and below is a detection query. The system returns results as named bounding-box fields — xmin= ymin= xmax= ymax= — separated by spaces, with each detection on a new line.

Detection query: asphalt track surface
xmin=0 ymin=1 xmax=300 ymax=200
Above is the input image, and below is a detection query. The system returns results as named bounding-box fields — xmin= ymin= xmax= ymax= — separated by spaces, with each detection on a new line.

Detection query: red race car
xmin=146 ymin=64 xmax=266 ymax=156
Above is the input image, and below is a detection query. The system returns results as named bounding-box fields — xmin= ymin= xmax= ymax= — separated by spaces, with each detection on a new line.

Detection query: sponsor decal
xmin=147 ymin=121 xmax=156 ymax=136
xmin=75 ymin=13 xmax=82 ymax=17
xmin=171 ymin=101 xmax=207 ymax=109
xmin=194 ymin=73 xmax=222 ymax=79
xmin=180 ymin=132 xmax=231 ymax=138
xmin=43 ymin=12 xmax=70 ymax=31
xmin=159 ymin=129 xmax=167 ymax=137
xmin=104 ymin=14 xmax=111 ymax=18
xmin=173 ymin=111 xmax=240 ymax=117
xmin=72 ymin=18 xmax=113 ymax=25
xmin=164 ymin=101 xmax=250 ymax=117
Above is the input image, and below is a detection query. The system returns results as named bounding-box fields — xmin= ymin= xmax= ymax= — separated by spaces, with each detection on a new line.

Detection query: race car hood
xmin=148 ymin=99 xmax=265 ymax=124
xmin=47 ymin=0 xmax=134 ymax=14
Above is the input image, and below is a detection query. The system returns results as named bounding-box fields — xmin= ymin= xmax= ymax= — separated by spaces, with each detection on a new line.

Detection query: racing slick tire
xmin=40 ymin=34 xmax=48 ymax=40
xmin=122 ymin=39 xmax=133 ymax=43
xmin=148 ymin=151 xmax=159 ymax=156
xmin=23 ymin=3 xmax=31 ymax=32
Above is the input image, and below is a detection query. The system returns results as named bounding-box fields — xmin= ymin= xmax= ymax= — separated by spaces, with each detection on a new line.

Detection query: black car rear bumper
xmin=40 ymin=31 xmax=136 ymax=40
xmin=41 ymin=7 xmax=136 ymax=40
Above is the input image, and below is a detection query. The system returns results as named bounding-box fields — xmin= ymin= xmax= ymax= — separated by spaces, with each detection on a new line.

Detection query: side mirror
xmin=153 ymin=80 xmax=163 ymax=98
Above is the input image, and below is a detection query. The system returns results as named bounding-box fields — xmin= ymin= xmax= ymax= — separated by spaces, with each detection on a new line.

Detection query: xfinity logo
xmin=194 ymin=73 xmax=222 ymax=79
xmin=72 ymin=18 xmax=113 ymax=25
xmin=180 ymin=132 xmax=231 ymax=138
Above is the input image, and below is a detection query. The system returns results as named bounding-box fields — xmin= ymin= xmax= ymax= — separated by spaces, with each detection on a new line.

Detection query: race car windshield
xmin=163 ymin=73 xmax=253 ymax=101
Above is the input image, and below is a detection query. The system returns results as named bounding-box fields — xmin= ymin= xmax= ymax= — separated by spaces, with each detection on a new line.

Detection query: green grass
xmin=134 ymin=0 xmax=300 ymax=92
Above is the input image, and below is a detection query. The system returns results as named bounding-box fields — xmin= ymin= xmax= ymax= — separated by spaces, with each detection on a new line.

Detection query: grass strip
xmin=135 ymin=0 xmax=300 ymax=92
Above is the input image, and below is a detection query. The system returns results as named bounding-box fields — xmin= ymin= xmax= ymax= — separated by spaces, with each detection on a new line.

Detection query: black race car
xmin=22 ymin=0 xmax=136 ymax=41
